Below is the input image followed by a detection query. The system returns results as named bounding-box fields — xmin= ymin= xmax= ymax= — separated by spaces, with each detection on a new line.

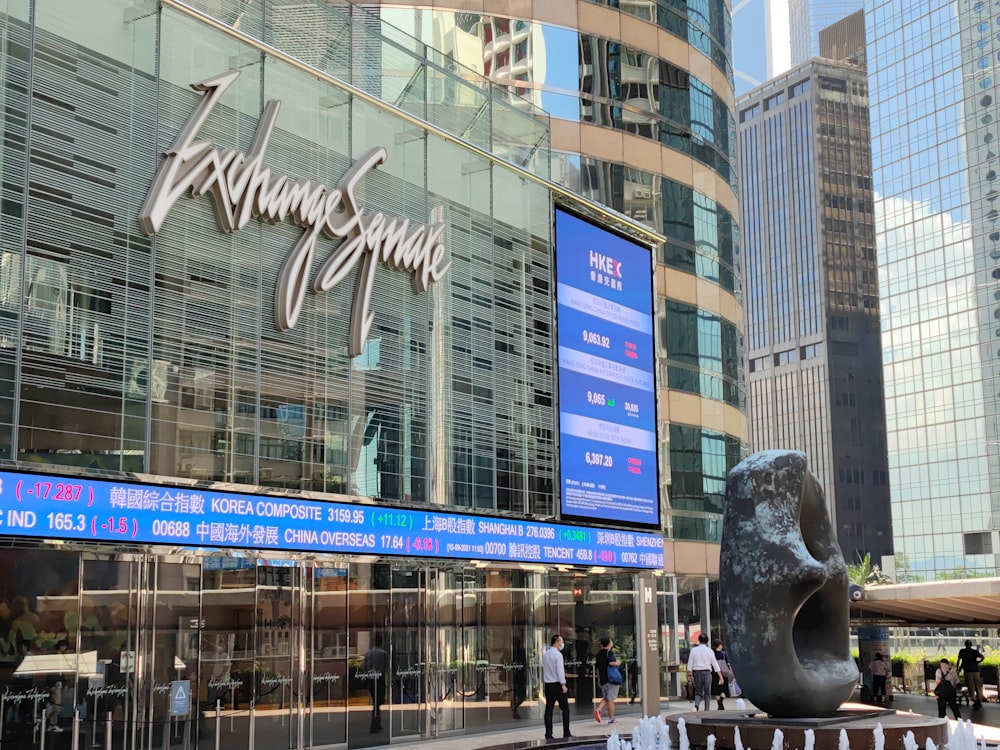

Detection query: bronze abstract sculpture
xmin=720 ymin=451 xmax=858 ymax=717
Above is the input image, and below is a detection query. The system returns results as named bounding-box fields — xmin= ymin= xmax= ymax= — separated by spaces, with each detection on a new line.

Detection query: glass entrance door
xmin=253 ymin=562 xmax=302 ymax=750
xmin=142 ymin=557 xmax=202 ymax=750
xmin=426 ymin=567 xmax=464 ymax=736
xmin=305 ymin=564 xmax=347 ymax=749
xmin=80 ymin=554 xmax=144 ymax=750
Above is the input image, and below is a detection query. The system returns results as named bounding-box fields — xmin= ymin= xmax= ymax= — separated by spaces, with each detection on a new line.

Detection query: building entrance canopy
xmin=851 ymin=578 xmax=1000 ymax=625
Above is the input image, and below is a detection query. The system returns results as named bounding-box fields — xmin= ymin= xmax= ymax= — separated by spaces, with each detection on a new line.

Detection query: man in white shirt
xmin=542 ymin=634 xmax=572 ymax=739
xmin=687 ymin=633 xmax=723 ymax=711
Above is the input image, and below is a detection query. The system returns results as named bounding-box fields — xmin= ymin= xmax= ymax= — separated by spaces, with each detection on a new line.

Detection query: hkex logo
xmin=589 ymin=250 xmax=622 ymax=278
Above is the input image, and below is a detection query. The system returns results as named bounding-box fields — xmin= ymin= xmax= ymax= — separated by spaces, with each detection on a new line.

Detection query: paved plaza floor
xmin=408 ymin=693 xmax=1000 ymax=750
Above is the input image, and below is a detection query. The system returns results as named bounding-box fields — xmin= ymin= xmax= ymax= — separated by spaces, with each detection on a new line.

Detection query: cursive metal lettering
xmin=86 ymin=686 xmax=128 ymax=699
xmin=3 ymin=688 xmax=50 ymax=704
xmin=261 ymin=675 xmax=292 ymax=687
xmin=140 ymin=70 xmax=450 ymax=357
xmin=208 ymin=678 xmax=243 ymax=690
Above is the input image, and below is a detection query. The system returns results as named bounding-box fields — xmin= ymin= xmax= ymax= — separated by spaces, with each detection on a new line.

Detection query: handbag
xmin=717 ymin=651 xmax=734 ymax=680
xmin=934 ymin=671 xmax=956 ymax=700
xmin=608 ymin=651 xmax=622 ymax=685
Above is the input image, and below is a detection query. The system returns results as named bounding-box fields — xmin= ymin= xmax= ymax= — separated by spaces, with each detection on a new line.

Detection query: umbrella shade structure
xmin=13 ymin=651 xmax=100 ymax=678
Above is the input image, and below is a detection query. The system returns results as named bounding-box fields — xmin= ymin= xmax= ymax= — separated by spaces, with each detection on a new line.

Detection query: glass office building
xmin=738 ymin=53 xmax=892 ymax=566
xmin=866 ymin=0 xmax=999 ymax=579
xmin=789 ymin=0 xmax=864 ymax=66
xmin=0 ymin=0 xmax=743 ymax=748
xmin=369 ymin=0 xmax=747 ymax=539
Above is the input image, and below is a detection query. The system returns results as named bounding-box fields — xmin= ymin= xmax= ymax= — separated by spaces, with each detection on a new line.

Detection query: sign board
xmin=139 ymin=69 xmax=451 ymax=358
xmin=170 ymin=680 xmax=191 ymax=717
xmin=554 ymin=208 xmax=660 ymax=528
xmin=0 ymin=469 xmax=664 ymax=569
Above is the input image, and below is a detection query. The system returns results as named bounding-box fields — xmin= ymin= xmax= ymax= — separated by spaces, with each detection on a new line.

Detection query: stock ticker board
xmin=554 ymin=209 xmax=660 ymax=529
xmin=0 ymin=470 xmax=664 ymax=569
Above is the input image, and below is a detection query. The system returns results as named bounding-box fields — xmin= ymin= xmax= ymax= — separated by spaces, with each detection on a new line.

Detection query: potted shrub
xmin=980 ymin=650 xmax=1000 ymax=700
xmin=882 ymin=650 xmax=922 ymax=693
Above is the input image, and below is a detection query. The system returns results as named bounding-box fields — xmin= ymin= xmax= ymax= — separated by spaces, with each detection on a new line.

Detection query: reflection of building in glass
xmin=868 ymin=0 xmax=1000 ymax=579
xmin=375 ymin=4 xmax=745 ymax=574
xmin=738 ymin=39 xmax=893 ymax=565
xmin=789 ymin=0 xmax=863 ymax=66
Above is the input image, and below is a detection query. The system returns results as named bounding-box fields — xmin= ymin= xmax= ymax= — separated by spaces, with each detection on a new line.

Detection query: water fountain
xmin=600 ymin=714 xmax=990 ymax=750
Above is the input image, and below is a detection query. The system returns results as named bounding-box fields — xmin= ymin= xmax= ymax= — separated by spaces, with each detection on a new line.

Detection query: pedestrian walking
xmin=594 ymin=636 xmax=622 ymax=725
xmin=957 ymin=640 xmax=985 ymax=710
xmin=686 ymin=634 xmax=724 ymax=712
xmin=934 ymin=658 xmax=961 ymax=720
xmin=542 ymin=634 xmax=572 ymax=740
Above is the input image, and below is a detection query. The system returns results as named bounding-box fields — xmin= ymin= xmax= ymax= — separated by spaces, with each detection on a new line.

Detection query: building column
xmin=637 ymin=571 xmax=661 ymax=716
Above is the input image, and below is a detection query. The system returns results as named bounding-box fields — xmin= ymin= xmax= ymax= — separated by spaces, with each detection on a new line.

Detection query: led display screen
xmin=555 ymin=208 xmax=660 ymax=528
xmin=0 ymin=469 xmax=664 ymax=569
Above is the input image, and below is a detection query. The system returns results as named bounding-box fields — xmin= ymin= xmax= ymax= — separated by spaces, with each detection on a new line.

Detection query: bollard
xmin=72 ymin=708 xmax=81 ymax=750
xmin=247 ymin=702 xmax=255 ymax=750
xmin=40 ymin=704 xmax=47 ymax=750
xmin=105 ymin=712 xmax=112 ymax=750
xmin=214 ymin=701 xmax=221 ymax=750
xmin=162 ymin=716 xmax=169 ymax=750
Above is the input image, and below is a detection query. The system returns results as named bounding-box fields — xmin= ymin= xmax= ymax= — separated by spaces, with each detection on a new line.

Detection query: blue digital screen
xmin=0 ymin=469 xmax=665 ymax=569
xmin=555 ymin=209 xmax=660 ymax=527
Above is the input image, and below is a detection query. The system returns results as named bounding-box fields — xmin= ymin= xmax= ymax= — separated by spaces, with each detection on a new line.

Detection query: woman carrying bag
xmin=712 ymin=639 xmax=734 ymax=710
xmin=934 ymin=658 xmax=962 ymax=720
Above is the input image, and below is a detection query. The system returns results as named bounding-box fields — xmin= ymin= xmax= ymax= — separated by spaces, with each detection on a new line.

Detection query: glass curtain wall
xmin=5 ymin=0 xmax=556 ymax=517
xmin=0 ymin=545 xmax=645 ymax=750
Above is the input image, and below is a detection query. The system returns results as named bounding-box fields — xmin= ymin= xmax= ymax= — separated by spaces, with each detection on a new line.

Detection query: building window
xmin=790 ymin=79 xmax=811 ymax=98
xmin=963 ymin=532 xmax=993 ymax=555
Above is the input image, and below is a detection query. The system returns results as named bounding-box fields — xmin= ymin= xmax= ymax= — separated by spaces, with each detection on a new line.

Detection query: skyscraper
xmin=867 ymin=0 xmax=999 ymax=579
xmin=738 ymin=32 xmax=893 ymax=564
xmin=789 ymin=0 xmax=864 ymax=65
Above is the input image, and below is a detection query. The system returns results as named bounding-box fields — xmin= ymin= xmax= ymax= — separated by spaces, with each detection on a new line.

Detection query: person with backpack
xmin=934 ymin=657 xmax=962 ymax=720
xmin=594 ymin=636 xmax=622 ymax=725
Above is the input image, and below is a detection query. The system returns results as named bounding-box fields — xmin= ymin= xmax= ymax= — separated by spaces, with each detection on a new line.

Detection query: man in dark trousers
xmin=542 ymin=634 xmax=572 ymax=740
xmin=363 ymin=635 xmax=390 ymax=732
xmin=957 ymin=640 xmax=986 ymax=710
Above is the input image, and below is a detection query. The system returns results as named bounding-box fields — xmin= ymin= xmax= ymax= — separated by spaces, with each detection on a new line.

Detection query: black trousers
xmin=872 ymin=675 xmax=887 ymax=701
xmin=937 ymin=694 xmax=961 ymax=720
xmin=543 ymin=682 xmax=570 ymax=738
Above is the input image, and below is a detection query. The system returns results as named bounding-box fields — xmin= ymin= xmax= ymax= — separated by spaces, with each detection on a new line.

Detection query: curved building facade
xmin=368 ymin=0 xmax=746 ymax=590
xmin=0 ymin=0 xmax=742 ymax=748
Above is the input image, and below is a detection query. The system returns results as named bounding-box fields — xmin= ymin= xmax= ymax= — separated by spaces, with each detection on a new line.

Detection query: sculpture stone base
xmin=666 ymin=708 xmax=949 ymax=750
